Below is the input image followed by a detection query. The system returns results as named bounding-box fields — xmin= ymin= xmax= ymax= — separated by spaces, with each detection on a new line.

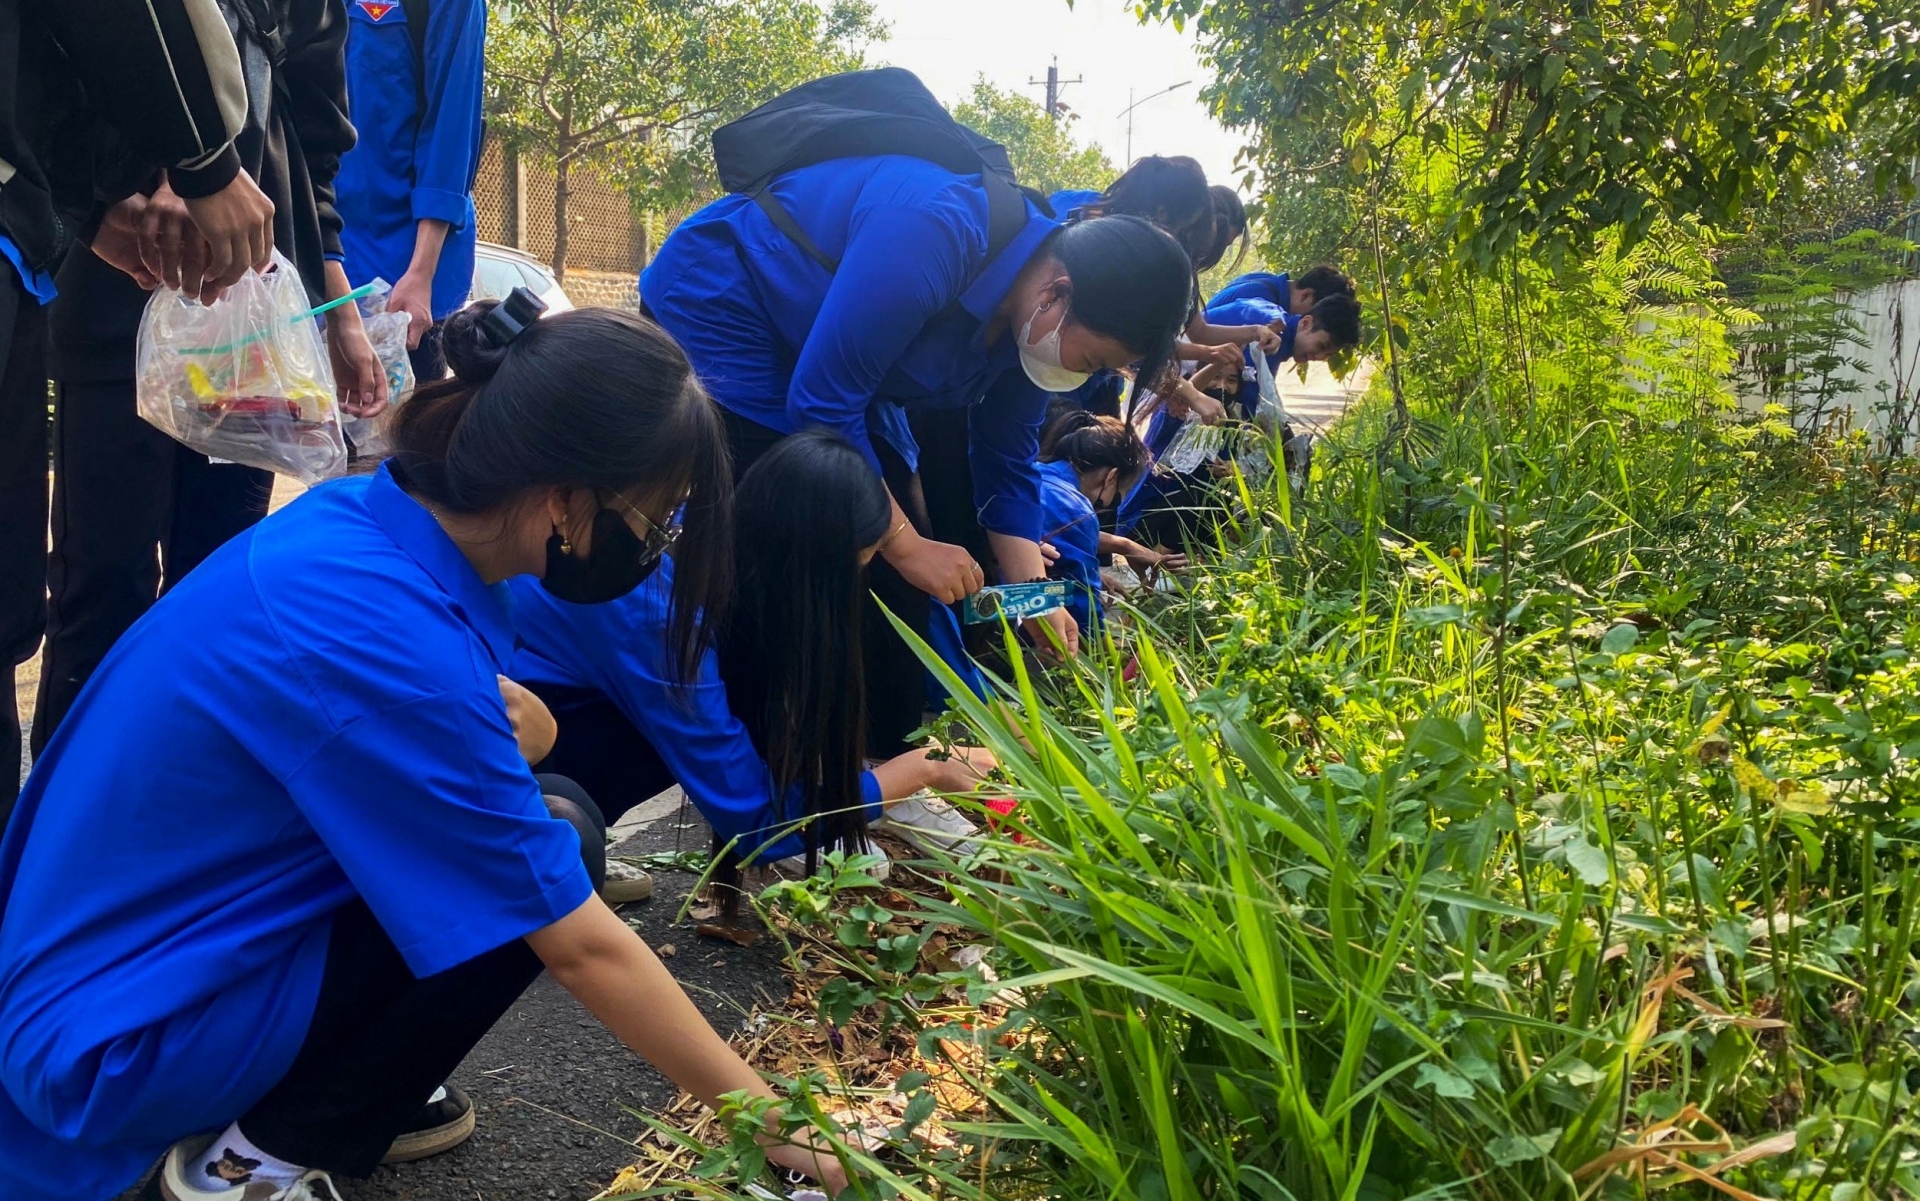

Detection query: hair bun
xmin=441 ymin=300 xmax=511 ymax=385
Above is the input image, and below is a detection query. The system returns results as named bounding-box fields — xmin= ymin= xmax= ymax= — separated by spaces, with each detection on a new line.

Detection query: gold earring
xmin=558 ymin=532 xmax=573 ymax=555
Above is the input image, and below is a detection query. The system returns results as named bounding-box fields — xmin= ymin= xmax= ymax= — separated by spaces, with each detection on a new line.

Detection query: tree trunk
xmin=552 ymin=156 xmax=571 ymax=286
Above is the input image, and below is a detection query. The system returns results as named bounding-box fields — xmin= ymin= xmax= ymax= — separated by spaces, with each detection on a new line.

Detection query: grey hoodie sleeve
xmin=40 ymin=0 xmax=248 ymax=198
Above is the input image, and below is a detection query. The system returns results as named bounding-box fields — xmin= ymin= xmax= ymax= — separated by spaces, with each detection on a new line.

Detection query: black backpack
xmin=711 ymin=67 xmax=1051 ymax=273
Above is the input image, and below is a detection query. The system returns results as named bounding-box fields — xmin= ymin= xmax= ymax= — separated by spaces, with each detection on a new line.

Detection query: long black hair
xmin=1041 ymin=407 xmax=1152 ymax=496
xmin=1193 ymin=185 xmax=1249 ymax=276
xmin=389 ymin=303 xmax=733 ymax=683
xmin=1047 ymin=215 xmax=1193 ymax=404
xmin=716 ymin=430 xmax=892 ymax=875
xmin=1087 ymin=155 xmax=1213 ymax=261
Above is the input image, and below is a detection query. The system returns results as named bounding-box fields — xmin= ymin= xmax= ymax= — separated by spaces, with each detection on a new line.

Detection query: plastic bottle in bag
xmin=135 ymin=250 xmax=348 ymax=484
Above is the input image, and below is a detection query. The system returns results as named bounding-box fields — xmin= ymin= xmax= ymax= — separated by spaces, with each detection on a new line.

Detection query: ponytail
xmin=1193 ymin=185 xmax=1249 ymax=276
xmin=1041 ymin=409 xmax=1150 ymax=488
xmin=387 ymin=302 xmax=734 ymax=684
xmin=1098 ymin=155 xmax=1213 ymax=261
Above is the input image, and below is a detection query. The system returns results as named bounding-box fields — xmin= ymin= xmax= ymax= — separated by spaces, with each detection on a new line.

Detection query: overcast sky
xmin=862 ymin=0 xmax=1253 ymax=193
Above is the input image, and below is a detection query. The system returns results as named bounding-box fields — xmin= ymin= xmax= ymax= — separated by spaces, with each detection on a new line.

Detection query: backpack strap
xmin=229 ymin=0 xmax=287 ymax=68
xmin=397 ymin=0 xmax=431 ymax=129
xmin=754 ymin=169 xmax=1050 ymax=284
xmin=752 ymin=189 xmax=837 ymax=272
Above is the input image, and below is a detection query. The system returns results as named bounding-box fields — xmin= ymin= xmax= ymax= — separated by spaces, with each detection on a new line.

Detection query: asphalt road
xmin=34 ymin=362 xmax=1371 ymax=1200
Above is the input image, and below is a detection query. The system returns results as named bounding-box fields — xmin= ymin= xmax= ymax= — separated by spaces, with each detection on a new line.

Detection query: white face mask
xmin=1018 ymin=300 xmax=1093 ymax=393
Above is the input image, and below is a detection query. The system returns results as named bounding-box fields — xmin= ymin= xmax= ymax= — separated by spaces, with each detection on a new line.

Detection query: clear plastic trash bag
xmin=340 ymin=279 xmax=417 ymax=459
xmin=1158 ymin=420 xmax=1232 ymax=475
xmin=135 ymin=251 xmax=348 ymax=484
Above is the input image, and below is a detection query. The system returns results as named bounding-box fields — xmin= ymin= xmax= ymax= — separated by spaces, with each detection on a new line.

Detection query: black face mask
xmin=541 ymin=507 xmax=661 ymax=605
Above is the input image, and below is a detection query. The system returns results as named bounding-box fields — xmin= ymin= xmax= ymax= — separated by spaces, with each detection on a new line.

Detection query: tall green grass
xmin=680 ymin=235 xmax=1920 ymax=1200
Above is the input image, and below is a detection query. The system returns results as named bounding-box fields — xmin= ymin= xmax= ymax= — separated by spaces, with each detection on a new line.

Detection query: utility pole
xmin=1027 ymin=57 xmax=1083 ymax=121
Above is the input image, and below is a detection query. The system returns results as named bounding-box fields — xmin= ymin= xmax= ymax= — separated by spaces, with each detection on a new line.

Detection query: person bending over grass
xmin=510 ymin=429 xmax=998 ymax=891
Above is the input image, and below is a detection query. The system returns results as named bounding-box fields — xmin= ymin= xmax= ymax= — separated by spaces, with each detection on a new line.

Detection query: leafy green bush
xmin=725 ymin=254 xmax=1920 ymax=1199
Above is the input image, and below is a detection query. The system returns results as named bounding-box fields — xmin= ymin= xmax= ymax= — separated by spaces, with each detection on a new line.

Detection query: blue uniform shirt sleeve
xmin=281 ymin=686 xmax=593 ymax=979
xmin=411 ymin=0 xmax=486 ymax=228
xmin=1206 ymin=296 xmax=1297 ymax=375
xmin=1040 ymin=475 xmax=1104 ymax=630
xmin=787 ymin=187 xmax=983 ymax=475
xmin=969 ymin=366 xmax=1050 ymax=543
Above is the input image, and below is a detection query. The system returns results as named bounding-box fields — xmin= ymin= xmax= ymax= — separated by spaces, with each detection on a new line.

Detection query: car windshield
xmin=473 ymin=253 xmax=555 ymax=301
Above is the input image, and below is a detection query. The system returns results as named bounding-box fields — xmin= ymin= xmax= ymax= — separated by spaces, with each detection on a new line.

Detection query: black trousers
xmin=719 ymin=409 xmax=935 ymax=760
xmin=31 ymin=376 xmax=273 ymax=755
xmin=0 ymin=277 xmax=47 ymax=822
xmin=237 ymin=774 xmax=604 ymax=1176
xmin=527 ymin=689 xmax=677 ymax=828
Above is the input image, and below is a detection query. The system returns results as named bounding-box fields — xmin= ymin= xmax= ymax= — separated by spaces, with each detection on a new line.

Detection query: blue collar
xmin=365 ymin=462 xmax=518 ymax=668
xmin=959 ymin=203 xmax=1062 ymax=325
xmin=1037 ymin=457 xmax=1088 ymax=494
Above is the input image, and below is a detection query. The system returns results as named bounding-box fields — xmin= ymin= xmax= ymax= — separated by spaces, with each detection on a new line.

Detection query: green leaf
xmin=1486 ymin=1128 xmax=1562 ymax=1166
xmin=1323 ymin=763 xmax=1369 ymax=792
xmin=1600 ymin=623 xmax=1641 ymax=654
xmin=1415 ymin=1062 xmax=1476 ymax=1098
xmin=1818 ymin=1062 xmax=1868 ymax=1092
xmin=901 ymin=1089 xmax=938 ymax=1134
xmin=1565 ymin=837 xmax=1613 ymax=887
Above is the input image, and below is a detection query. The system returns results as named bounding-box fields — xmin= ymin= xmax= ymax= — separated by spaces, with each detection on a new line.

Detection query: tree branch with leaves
xmin=486 ymin=0 xmax=883 ymax=280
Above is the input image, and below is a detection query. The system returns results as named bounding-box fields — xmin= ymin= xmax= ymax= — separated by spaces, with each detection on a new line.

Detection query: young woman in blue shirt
xmin=1036 ymin=409 xmax=1152 ymax=635
xmin=642 ymin=158 xmax=1192 ymax=754
xmin=0 ymin=301 xmax=848 ymax=1200
xmin=510 ymin=429 xmax=995 ymax=880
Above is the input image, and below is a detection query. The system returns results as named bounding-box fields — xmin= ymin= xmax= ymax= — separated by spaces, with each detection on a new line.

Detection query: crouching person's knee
xmin=536 ymin=773 xmax=606 ymax=894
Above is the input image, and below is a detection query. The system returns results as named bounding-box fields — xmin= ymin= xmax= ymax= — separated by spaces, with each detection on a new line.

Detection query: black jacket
xmin=0 ymin=0 xmax=251 ymax=275
xmin=51 ymin=0 xmax=355 ymax=381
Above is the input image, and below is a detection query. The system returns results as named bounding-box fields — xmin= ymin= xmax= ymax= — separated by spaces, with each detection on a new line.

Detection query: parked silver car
xmin=471 ymin=242 xmax=574 ymax=313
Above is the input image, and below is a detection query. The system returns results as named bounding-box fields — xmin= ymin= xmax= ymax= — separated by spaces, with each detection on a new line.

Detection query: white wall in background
xmin=1742 ymin=280 xmax=1920 ymax=443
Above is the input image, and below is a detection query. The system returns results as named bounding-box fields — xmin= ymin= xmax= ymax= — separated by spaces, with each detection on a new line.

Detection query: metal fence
xmin=473 ymin=136 xmax=648 ymax=275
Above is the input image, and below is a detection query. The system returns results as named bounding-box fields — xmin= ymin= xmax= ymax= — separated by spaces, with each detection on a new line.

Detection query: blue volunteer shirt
xmin=1206 ymin=293 xmax=1298 ymax=418
xmin=506 ymin=564 xmax=883 ymax=865
xmin=1209 ymin=270 xmax=1291 ymax=312
xmin=641 ymin=155 xmax=1063 ymax=544
xmin=1036 ymin=459 xmax=1103 ymax=632
xmin=1115 ymin=402 xmax=1186 ymax=536
xmin=0 ymin=465 xmax=592 ymax=1200
xmin=337 ymin=0 xmax=486 ymax=319
xmin=1048 ymin=188 xmax=1103 ymax=221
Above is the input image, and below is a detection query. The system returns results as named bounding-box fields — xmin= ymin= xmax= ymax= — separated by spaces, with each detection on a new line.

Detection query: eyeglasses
xmin=600 ymin=490 xmax=682 ymax=561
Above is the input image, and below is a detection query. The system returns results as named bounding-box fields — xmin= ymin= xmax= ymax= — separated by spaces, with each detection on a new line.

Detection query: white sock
xmin=187 ymin=1124 xmax=305 ymax=1190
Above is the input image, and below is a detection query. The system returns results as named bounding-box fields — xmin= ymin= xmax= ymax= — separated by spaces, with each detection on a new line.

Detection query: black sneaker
xmin=381 ymin=1084 xmax=475 ymax=1164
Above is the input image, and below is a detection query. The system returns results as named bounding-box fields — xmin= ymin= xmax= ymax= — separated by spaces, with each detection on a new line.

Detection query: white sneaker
xmin=156 ymin=1136 xmax=344 ymax=1201
xmin=876 ymin=792 xmax=981 ymax=857
xmin=773 ymin=837 xmax=892 ymax=882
